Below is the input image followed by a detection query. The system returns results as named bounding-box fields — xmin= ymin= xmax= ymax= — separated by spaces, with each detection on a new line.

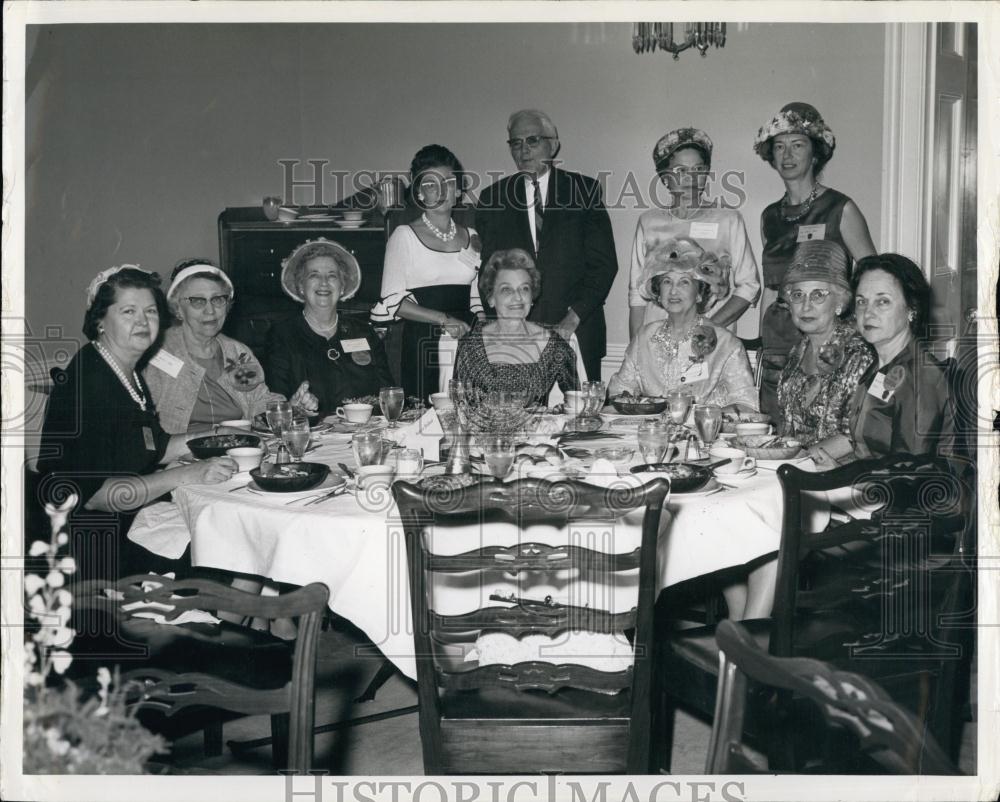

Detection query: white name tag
xmin=148 ymin=348 xmax=183 ymax=378
xmin=679 ymin=362 xmax=708 ymax=384
xmin=867 ymin=372 xmax=894 ymax=401
xmin=689 ymin=221 xmax=719 ymax=240
xmin=458 ymin=247 xmax=480 ymax=269
xmin=796 ymin=224 xmax=826 ymax=243
xmin=340 ymin=338 xmax=370 ymax=353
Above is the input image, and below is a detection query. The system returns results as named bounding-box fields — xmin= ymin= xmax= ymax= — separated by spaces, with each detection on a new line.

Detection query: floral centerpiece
xmin=23 ymin=495 xmax=167 ymax=774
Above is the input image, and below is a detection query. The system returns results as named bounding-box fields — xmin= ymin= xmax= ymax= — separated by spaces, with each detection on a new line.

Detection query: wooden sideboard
xmin=218 ymin=207 xmax=388 ymax=360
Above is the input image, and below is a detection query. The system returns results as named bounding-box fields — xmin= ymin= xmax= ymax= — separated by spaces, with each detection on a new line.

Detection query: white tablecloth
xmin=130 ymin=429 xmax=824 ymax=680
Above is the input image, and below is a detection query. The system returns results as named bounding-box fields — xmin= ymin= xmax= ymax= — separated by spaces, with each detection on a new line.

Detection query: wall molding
xmin=881 ymin=22 xmax=933 ymax=267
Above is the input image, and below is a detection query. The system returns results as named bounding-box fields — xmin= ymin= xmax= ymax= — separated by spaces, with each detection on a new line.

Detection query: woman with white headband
xmin=145 ymin=259 xmax=317 ymax=433
xmin=37 ymin=265 xmax=240 ymax=582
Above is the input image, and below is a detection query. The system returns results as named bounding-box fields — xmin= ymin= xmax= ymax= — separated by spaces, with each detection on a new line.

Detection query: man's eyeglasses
xmin=419 ymin=177 xmax=459 ymax=195
xmin=507 ymin=135 xmax=553 ymax=150
xmin=786 ymin=288 xmax=832 ymax=306
xmin=183 ymin=295 xmax=231 ymax=310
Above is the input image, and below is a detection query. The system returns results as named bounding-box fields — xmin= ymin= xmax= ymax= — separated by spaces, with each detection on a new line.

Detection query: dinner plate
xmin=715 ymin=468 xmax=758 ymax=484
xmin=249 ymin=470 xmax=347 ymax=497
xmin=667 ymin=477 xmax=723 ymax=499
xmin=321 ymin=415 xmax=386 ymax=434
xmin=755 ymin=453 xmax=812 ymax=470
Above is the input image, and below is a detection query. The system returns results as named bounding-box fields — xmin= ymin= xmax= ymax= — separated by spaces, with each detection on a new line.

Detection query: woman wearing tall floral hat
xmin=628 ymin=127 xmax=760 ymax=339
xmin=265 ymin=238 xmax=393 ymax=416
xmin=611 ymin=238 xmax=758 ymax=412
xmin=754 ymin=102 xmax=876 ymax=417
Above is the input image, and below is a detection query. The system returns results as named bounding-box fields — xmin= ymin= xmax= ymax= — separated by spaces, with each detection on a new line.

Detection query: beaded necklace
xmin=93 ymin=340 xmax=148 ymax=411
xmin=422 ymin=213 xmax=457 ymax=243
xmin=650 ymin=315 xmax=703 ymax=389
xmin=780 ymin=183 xmax=821 ymax=223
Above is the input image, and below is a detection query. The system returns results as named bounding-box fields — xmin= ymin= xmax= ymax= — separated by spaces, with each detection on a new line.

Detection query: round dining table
xmin=129 ymin=412 xmax=827 ymax=680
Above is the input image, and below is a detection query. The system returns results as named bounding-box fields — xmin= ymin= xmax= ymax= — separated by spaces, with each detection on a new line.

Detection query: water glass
xmin=482 ymin=436 xmax=516 ymax=480
xmin=582 ymin=381 xmax=607 ymax=415
xmin=265 ymin=400 xmax=293 ymax=437
xmin=352 ymin=431 xmax=383 ymax=468
xmin=636 ymin=419 xmax=670 ymax=464
xmin=379 ymin=386 xmax=405 ymax=428
xmin=693 ymin=404 xmax=724 ymax=447
xmin=282 ymin=416 xmax=311 ymax=459
xmin=395 ymin=448 xmax=424 ymax=480
xmin=666 ymin=391 xmax=695 ymax=425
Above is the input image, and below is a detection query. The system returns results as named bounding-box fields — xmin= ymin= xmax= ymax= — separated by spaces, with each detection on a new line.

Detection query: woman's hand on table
xmin=182 ymin=456 xmax=239 ymax=485
xmin=289 ymin=381 xmax=320 ymax=414
xmin=806 ymin=443 xmax=839 ymax=471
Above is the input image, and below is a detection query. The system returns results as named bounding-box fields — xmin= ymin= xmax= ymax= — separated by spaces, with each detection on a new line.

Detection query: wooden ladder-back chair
xmin=659 ymin=453 xmax=975 ymax=772
xmin=708 ymin=619 xmax=958 ymax=774
xmin=393 ymin=476 xmax=670 ymax=775
xmin=73 ymin=575 xmax=329 ymax=773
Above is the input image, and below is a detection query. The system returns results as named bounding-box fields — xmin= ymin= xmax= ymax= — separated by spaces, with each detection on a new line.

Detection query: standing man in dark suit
xmin=475 ymin=109 xmax=618 ymax=381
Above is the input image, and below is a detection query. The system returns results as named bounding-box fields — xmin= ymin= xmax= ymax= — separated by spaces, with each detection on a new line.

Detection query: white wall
xmin=24 ymin=22 xmax=885 ymax=363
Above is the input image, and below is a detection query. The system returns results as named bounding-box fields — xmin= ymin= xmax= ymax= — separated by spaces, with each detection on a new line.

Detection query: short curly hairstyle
xmin=852 ymin=253 xmax=932 ymax=337
xmin=408 ymin=144 xmax=466 ymax=209
xmin=648 ymin=272 xmax=713 ymax=315
xmin=83 ymin=267 xmax=166 ymax=341
xmin=478 ymin=248 xmax=542 ymax=305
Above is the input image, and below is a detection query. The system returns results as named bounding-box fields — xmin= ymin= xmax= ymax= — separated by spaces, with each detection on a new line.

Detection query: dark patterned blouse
xmin=777 ymin=322 xmax=875 ymax=446
xmin=454 ymin=325 xmax=579 ymax=405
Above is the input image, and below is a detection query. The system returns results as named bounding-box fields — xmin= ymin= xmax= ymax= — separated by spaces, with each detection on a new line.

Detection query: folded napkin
xmin=106 ymin=574 xmax=221 ymax=626
xmin=467 ymin=631 xmax=633 ymax=673
xmin=585 ymin=459 xmax=643 ymax=489
xmin=127 ymin=501 xmax=192 ymax=560
xmin=382 ymin=408 xmax=442 ymax=461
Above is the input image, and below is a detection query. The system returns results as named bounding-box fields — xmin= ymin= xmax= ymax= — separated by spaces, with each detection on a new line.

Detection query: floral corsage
xmin=881 ymin=365 xmax=907 ymax=399
xmin=689 ymin=325 xmax=718 ymax=364
xmin=816 ymin=342 xmax=845 ymax=375
xmin=224 ymin=352 xmax=263 ymax=391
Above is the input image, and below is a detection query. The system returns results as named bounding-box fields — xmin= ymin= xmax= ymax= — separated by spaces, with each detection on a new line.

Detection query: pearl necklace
xmin=780 ymin=183 xmax=820 ymax=223
xmin=304 ymin=311 xmax=339 ymax=336
xmin=422 ymin=213 xmax=457 ymax=243
xmin=93 ymin=340 xmax=148 ymax=411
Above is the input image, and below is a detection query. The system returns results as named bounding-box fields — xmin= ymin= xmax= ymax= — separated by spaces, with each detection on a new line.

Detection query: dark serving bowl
xmin=249 ymin=462 xmax=330 ymax=492
xmin=611 ymin=396 xmax=668 ymax=415
xmin=187 ymin=434 xmax=262 ymax=459
xmin=630 ymin=462 xmax=712 ymax=493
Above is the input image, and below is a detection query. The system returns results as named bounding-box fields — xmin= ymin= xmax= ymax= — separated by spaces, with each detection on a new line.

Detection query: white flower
xmin=43 ymin=493 xmax=77 ymax=534
xmin=26 ymin=671 xmax=44 ymax=687
xmin=44 ymin=727 xmax=72 ymax=756
xmin=97 ymin=667 xmax=112 ymax=687
xmin=57 ymin=532 xmax=69 ymax=546
xmin=28 ymin=595 xmax=47 ymax=615
xmin=57 ymin=556 xmax=77 ymax=575
xmin=25 ymin=574 xmax=46 ymax=595
xmin=50 ymin=650 xmax=74 ymax=674
xmin=46 ymin=571 xmax=65 ymax=589
xmin=56 ymin=589 xmax=73 ymax=608
xmin=29 ymin=540 xmax=50 ymax=557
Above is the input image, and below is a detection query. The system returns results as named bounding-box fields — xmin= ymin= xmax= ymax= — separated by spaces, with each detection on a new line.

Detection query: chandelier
xmin=632 ymin=23 xmax=726 ymax=59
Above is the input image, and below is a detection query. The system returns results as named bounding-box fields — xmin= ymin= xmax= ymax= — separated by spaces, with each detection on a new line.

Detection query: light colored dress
xmin=608 ymin=318 xmax=758 ymax=409
xmin=628 ymin=206 xmax=760 ymax=328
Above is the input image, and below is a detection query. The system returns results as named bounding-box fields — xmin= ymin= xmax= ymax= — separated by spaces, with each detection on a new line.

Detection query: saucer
xmin=337 ymin=220 xmax=365 ymax=229
xmin=716 ymin=468 xmax=757 ymax=484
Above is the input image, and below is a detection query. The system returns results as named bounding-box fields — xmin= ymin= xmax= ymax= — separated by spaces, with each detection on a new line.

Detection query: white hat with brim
xmin=280 ymin=238 xmax=362 ymax=303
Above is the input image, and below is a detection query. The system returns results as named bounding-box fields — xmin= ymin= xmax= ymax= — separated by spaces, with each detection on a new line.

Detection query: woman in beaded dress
xmin=454 ymin=248 xmax=577 ymax=405
xmin=372 ymin=144 xmax=484 ymax=400
xmin=610 ymin=238 xmax=758 ymax=413
xmin=753 ymin=102 xmax=876 ymax=417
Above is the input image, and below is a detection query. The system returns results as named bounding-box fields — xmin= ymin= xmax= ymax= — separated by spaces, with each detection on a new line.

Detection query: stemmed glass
xmin=265 ymin=400 xmax=293 ymax=437
xmin=666 ymin=391 xmax=695 ymax=425
xmin=581 ymin=381 xmax=607 ymax=416
xmin=282 ymin=416 xmax=311 ymax=460
xmin=693 ymin=404 xmax=724 ymax=448
xmin=637 ymin=419 xmax=670 ymax=464
xmin=379 ymin=386 xmax=405 ymax=429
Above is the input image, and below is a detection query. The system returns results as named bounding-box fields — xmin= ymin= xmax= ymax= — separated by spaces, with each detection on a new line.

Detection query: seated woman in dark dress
xmin=37 ymin=266 xmax=238 ymax=582
xmin=265 ymin=238 xmax=394 ymax=416
xmin=455 ymin=248 xmax=578 ymax=404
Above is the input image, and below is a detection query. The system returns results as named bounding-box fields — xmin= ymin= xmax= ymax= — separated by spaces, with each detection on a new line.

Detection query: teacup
xmin=429 ymin=392 xmax=454 ymax=411
xmin=342 ymin=210 xmax=364 ymax=222
xmin=356 ymin=464 xmax=395 ymax=489
xmin=735 ymin=422 xmax=771 ymax=437
xmin=563 ymin=390 xmax=587 ymax=416
xmin=709 ymin=447 xmax=756 ymax=475
xmin=226 ymin=446 xmax=264 ymax=473
xmin=336 ymin=403 xmax=374 ymax=424
xmin=220 ymin=418 xmax=252 ymax=430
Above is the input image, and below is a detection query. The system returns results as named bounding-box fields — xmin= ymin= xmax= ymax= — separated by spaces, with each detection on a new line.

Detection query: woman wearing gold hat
xmin=266 ymin=238 xmax=393 ymax=416
xmin=628 ymin=127 xmax=760 ymax=340
xmin=610 ymin=238 xmax=758 ymax=411
xmin=754 ymin=102 xmax=877 ymax=417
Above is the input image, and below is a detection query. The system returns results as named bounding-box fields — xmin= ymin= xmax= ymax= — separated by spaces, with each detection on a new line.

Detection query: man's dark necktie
xmin=531 ymin=177 xmax=544 ymax=252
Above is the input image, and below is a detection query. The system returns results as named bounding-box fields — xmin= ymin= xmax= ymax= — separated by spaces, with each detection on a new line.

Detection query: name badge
xmin=689 ymin=221 xmax=719 ymax=240
xmin=340 ymin=338 xmax=370 ymax=354
xmin=458 ymin=247 xmax=481 ymax=269
xmin=796 ymin=224 xmax=826 ymax=243
xmin=148 ymin=348 xmax=183 ymax=378
xmin=867 ymin=373 xmax=894 ymax=401
xmin=142 ymin=426 xmax=156 ymax=451
xmin=679 ymin=362 xmax=708 ymax=383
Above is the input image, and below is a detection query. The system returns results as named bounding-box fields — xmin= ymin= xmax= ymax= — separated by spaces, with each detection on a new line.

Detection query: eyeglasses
xmin=506 ymin=135 xmax=553 ymax=150
xmin=786 ymin=288 xmax=832 ymax=306
xmin=183 ymin=295 xmax=231 ymax=310
xmin=419 ymin=177 xmax=458 ymax=195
